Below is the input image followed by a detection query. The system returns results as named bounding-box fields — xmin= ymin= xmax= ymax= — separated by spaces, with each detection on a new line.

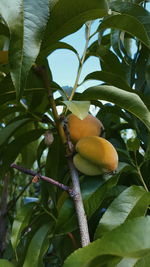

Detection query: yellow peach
xmin=67 ymin=113 xmax=104 ymax=143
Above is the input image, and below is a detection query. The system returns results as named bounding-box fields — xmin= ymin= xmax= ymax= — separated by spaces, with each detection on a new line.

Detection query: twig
xmin=10 ymin=163 xmax=73 ymax=195
xmin=69 ymin=22 xmax=92 ymax=101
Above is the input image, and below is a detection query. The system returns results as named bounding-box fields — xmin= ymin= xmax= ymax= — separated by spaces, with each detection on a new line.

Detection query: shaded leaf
xmin=0 ymin=118 xmax=30 ymax=146
xmin=127 ymin=137 xmax=140 ymax=152
xmin=82 ymin=71 xmax=131 ymax=91
xmin=39 ymin=41 xmax=79 ymax=60
xmin=11 ymin=203 xmax=35 ymax=250
xmin=1 ymin=129 xmax=45 ymax=172
xmin=23 ymin=224 xmax=51 ymax=267
xmin=98 ymin=14 xmax=150 ymax=49
xmin=0 ymin=0 xmax=49 ymax=98
xmin=110 ymin=2 xmax=150 ymax=39
xmin=41 ymin=0 xmax=108 ymax=52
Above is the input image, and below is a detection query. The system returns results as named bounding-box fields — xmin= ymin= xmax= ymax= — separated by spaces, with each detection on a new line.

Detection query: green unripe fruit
xmin=73 ymin=136 xmax=118 ymax=176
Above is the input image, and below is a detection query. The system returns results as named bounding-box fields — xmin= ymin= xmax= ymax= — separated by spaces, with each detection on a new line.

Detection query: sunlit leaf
xmin=95 ymin=186 xmax=150 ymax=239
xmin=0 ymin=260 xmax=15 ymax=267
xmin=76 ymin=85 xmax=150 ymax=131
xmin=64 ymin=217 xmax=150 ymax=266
xmin=63 ymin=101 xmax=90 ymax=120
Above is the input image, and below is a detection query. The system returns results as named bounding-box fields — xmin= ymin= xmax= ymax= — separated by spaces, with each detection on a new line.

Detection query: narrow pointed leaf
xmin=77 ymin=85 xmax=150 ymax=131
xmin=98 ymin=14 xmax=150 ymax=49
xmin=39 ymin=41 xmax=79 ymax=60
xmin=0 ymin=0 xmax=49 ymax=99
xmin=56 ymin=175 xmax=118 ymax=234
xmin=82 ymin=71 xmax=131 ymax=91
xmin=95 ymin=186 xmax=150 ymax=239
xmin=23 ymin=224 xmax=50 ymax=267
xmin=64 ymin=217 xmax=150 ymax=267
xmin=110 ymin=2 xmax=150 ymax=39
xmin=0 ymin=118 xmax=30 ymax=146
xmin=0 ymin=260 xmax=15 ymax=267
xmin=11 ymin=203 xmax=35 ymax=250
xmin=41 ymin=0 xmax=108 ymax=51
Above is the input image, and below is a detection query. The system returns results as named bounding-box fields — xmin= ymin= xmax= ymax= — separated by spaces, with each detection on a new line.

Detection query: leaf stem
xmin=136 ymin=165 xmax=149 ymax=192
xmin=133 ymin=152 xmax=149 ymax=192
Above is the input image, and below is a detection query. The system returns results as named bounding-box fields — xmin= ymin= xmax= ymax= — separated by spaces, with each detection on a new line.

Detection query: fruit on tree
xmin=67 ymin=113 xmax=104 ymax=143
xmin=73 ymin=136 xmax=118 ymax=176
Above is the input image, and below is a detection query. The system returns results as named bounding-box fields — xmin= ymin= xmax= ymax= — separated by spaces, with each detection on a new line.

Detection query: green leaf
xmin=77 ymin=85 xmax=150 ymax=131
xmin=63 ymin=101 xmax=90 ymax=120
xmin=41 ymin=0 xmax=108 ymax=51
xmin=37 ymin=139 xmax=47 ymax=169
xmin=0 ymin=260 xmax=15 ymax=267
xmin=82 ymin=71 xmax=131 ymax=91
xmin=38 ymin=41 xmax=79 ymax=60
xmin=127 ymin=137 xmax=140 ymax=152
xmin=55 ymin=175 xmax=118 ymax=234
xmin=0 ymin=22 xmax=9 ymax=37
xmin=23 ymin=224 xmax=50 ymax=267
xmin=0 ymin=0 xmax=49 ymax=99
xmin=11 ymin=203 xmax=35 ymax=250
xmin=63 ymin=217 xmax=150 ymax=267
xmin=110 ymin=2 xmax=150 ymax=39
xmin=45 ymin=135 xmax=67 ymax=182
xmin=1 ymin=129 xmax=45 ymax=172
xmin=0 ymin=118 xmax=30 ymax=146
xmin=98 ymin=14 xmax=150 ymax=49
xmin=95 ymin=186 xmax=150 ymax=239
xmin=134 ymin=253 xmax=150 ymax=267
xmin=0 ymin=106 xmax=23 ymax=121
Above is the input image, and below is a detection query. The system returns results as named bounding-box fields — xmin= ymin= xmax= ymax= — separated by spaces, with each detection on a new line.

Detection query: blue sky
xmin=48 ymin=20 xmax=101 ymax=92
xmin=48 ymin=2 xmax=150 ymax=92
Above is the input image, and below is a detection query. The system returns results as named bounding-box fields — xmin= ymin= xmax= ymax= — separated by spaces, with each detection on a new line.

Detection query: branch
xmin=68 ymin=158 xmax=90 ymax=246
xmin=10 ymin=163 xmax=73 ymax=195
xmin=33 ymin=62 xmax=90 ymax=247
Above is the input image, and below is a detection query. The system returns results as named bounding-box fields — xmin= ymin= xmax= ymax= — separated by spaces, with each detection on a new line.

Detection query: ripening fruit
xmin=67 ymin=113 xmax=104 ymax=143
xmin=73 ymin=136 xmax=118 ymax=176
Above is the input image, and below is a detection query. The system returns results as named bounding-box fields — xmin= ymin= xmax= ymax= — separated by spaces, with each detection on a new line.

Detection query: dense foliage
xmin=0 ymin=0 xmax=150 ymax=266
